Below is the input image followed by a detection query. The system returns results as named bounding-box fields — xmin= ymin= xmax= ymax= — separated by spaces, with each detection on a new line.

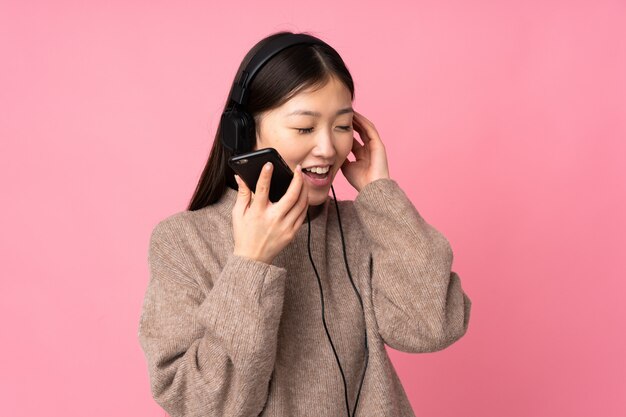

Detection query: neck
xmin=307 ymin=200 xmax=325 ymax=221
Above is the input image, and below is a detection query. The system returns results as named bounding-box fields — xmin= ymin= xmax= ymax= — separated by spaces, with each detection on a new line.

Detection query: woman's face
xmin=252 ymin=76 xmax=354 ymax=206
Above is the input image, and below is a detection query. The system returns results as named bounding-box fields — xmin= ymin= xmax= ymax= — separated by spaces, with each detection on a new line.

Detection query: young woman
xmin=138 ymin=31 xmax=472 ymax=417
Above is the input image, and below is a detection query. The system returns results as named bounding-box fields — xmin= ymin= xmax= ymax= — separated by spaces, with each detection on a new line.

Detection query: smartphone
xmin=228 ymin=148 xmax=294 ymax=203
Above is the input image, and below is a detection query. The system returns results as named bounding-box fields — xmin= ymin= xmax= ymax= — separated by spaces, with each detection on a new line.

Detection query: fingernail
xmin=265 ymin=162 xmax=272 ymax=170
xmin=296 ymin=164 xmax=301 ymax=172
xmin=234 ymin=174 xmax=240 ymax=184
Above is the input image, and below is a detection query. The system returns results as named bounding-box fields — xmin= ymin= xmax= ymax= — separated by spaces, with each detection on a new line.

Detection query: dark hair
xmin=186 ymin=31 xmax=355 ymax=211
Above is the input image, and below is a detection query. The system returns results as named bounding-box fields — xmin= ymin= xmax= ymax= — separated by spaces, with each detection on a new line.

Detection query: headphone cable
xmin=306 ymin=184 xmax=369 ymax=417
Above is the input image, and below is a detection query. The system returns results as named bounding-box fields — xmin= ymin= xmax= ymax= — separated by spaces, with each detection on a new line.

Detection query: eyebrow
xmin=286 ymin=107 xmax=354 ymax=117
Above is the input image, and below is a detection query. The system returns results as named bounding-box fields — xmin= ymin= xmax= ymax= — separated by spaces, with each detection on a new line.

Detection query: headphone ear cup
xmin=241 ymin=110 xmax=257 ymax=152
xmin=220 ymin=108 xmax=256 ymax=154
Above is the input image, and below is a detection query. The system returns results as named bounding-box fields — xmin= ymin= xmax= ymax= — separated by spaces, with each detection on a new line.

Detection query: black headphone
xmin=222 ymin=33 xmax=369 ymax=417
xmin=220 ymin=33 xmax=332 ymax=154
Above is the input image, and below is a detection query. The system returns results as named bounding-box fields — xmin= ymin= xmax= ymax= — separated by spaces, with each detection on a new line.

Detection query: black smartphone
xmin=228 ymin=148 xmax=294 ymax=203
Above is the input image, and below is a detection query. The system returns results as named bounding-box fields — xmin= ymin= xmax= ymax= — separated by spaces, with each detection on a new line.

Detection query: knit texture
xmin=138 ymin=178 xmax=472 ymax=416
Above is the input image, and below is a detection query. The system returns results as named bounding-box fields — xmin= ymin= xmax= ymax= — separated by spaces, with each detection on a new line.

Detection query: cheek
xmin=274 ymin=140 xmax=308 ymax=169
xmin=338 ymin=137 xmax=354 ymax=159
xmin=260 ymin=129 xmax=293 ymax=157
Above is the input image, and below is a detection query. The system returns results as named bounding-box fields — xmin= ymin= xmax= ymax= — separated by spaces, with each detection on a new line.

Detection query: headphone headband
xmin=229 ymin=33 xmax=330 ymax=107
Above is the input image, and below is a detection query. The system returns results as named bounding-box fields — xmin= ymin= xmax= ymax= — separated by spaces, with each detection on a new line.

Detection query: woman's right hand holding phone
xmin=232 ymin=162 xmax=309 ymax=265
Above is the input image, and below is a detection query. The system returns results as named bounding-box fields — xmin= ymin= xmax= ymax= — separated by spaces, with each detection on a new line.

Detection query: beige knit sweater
xmin=138 ymin=178 xmax=471 ymax=417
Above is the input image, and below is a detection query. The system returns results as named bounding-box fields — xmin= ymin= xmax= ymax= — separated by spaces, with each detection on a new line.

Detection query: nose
xmin=311 ymin=126 xmax=337 ymax=159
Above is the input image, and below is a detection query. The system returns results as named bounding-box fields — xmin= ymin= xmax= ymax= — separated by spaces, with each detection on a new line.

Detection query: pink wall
xmin=1 ymin=1 xmax=624 ymax=416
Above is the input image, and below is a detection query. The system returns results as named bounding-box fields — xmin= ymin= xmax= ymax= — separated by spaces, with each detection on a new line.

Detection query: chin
xmin=307 ymin=189 xmax=329 ymax=206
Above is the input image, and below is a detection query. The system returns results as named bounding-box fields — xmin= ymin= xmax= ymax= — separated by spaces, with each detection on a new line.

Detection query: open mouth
xmin=302 ymin=166 xmax=332 ymax=186
xmin=302 ymin=165 xmax=330 ymax=176
xmin=303 ymin=170 xmax=329 ymax=179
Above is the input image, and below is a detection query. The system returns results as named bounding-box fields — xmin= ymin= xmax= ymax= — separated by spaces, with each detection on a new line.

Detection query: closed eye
xmin=295 ymin=126 xmax=353 ymax=135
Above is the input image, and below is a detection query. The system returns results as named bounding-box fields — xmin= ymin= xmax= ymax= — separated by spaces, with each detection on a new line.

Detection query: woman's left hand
xmin=340 ymin=111 xmax=390 ymax=192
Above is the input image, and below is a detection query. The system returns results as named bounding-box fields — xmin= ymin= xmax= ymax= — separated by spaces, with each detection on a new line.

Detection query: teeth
xmin=305 ymin=166 xmax=330 ymax=174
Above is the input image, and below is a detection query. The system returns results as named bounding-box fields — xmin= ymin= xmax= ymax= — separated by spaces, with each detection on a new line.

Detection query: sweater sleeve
xmin=137 ymin=221 xmax=287 ymax=416
xmin=353 ymin=178 xmax=471 ymax=353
